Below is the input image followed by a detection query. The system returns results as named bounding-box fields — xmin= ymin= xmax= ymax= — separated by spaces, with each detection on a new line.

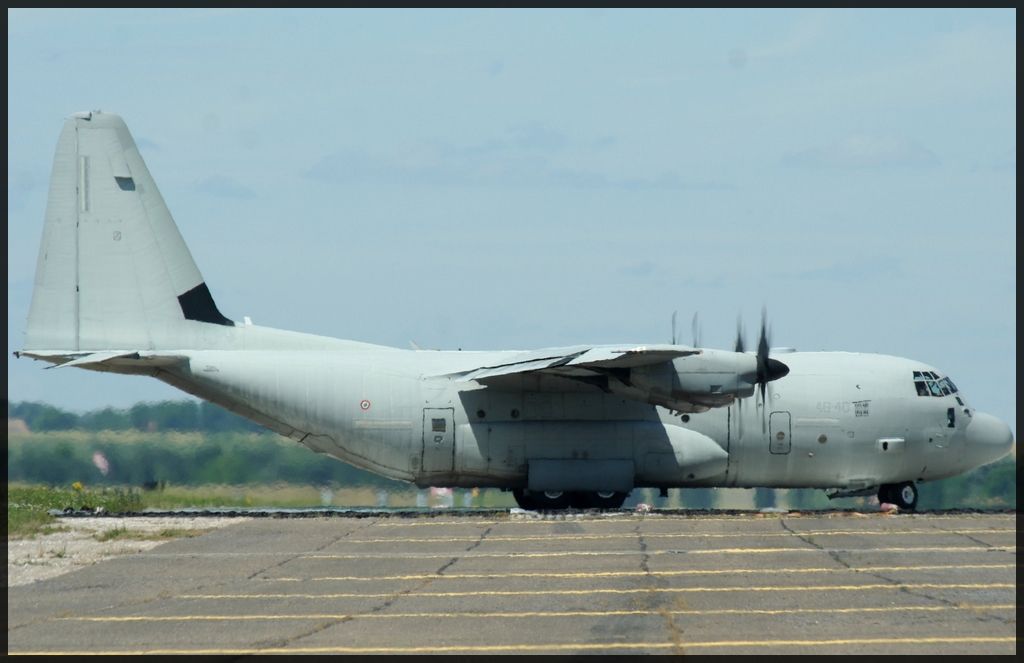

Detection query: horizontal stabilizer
xmin=17 ymin=350 xmax=188 ymax=370
xmin=51 ymin=350 xmax=139 ymax=369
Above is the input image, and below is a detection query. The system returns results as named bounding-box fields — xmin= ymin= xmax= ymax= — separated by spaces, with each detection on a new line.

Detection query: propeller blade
xmin=755 ymin=307 xmax=790 ymax=383
xmin=691 ymin=312 xmax=701 ymax=348
xmin=758 ymin=308 xmax=791 ymax=431
xmin=733 ymin=307 xmax=789 ymax=437
xmin=671 ymin=310 xmax=678 ymax=345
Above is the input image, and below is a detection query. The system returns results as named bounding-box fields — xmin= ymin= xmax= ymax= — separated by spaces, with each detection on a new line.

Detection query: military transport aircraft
xmin=16 ymin=112 xmax=1014 ymax=511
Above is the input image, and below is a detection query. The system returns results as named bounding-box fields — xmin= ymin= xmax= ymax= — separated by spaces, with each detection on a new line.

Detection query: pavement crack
xmin=778 ymin=519 xmax=1014 ymax=626
xmin=636 ymin=524 xmax=686 ymax=655
xmin=246 ymin=518 xmax=379 ymax=581
xmin=928 ymin=523 xmax=1001 ymax=549
xmin=280 ymin=523 xmax=496 ymax=649
xmin=779 ymin=518 xmax=855 ymax=570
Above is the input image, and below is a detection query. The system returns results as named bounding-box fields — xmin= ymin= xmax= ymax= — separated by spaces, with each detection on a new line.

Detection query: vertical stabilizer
xmin=24 ymin=111 xmax=232 ymax=353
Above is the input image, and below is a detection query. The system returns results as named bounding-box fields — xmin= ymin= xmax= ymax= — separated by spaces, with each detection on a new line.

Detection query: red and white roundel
xmin=359 ymin=399 xmax=371 ymax=411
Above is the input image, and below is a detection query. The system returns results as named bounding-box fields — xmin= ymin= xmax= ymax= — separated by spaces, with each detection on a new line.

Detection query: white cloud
xmin=783 ymin=134 xmax=940 ymax=169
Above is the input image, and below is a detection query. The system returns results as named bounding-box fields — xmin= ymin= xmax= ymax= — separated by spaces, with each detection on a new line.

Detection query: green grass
xmin=7 ymin=484 xmax=143 ymax=539
xmin=7 ymin=482 xmax=517 ymax=540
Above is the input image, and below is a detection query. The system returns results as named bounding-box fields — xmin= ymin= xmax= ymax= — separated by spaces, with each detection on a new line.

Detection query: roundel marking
xmin=360 ymin=399 xmax=371 ymax=411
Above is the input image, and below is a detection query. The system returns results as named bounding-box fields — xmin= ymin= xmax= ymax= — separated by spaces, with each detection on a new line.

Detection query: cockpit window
xmin=912 ymin=372 xmax=958 ymax=397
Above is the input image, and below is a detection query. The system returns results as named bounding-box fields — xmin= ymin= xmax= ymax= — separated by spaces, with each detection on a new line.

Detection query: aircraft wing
xmin=447 ymin=344 xmax=700 ymax=383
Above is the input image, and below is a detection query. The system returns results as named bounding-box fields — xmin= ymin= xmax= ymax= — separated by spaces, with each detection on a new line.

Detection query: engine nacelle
xmin=614 ymin=349 xmax=759 ymax=412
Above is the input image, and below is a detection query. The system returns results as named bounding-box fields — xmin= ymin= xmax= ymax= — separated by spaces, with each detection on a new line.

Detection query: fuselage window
xmin=928 ymin=381 xmax=943 ymax=397
xmin=947 ymin=407 xmax=955 ymax=428
xmin=431 ymin=418 xmax=447 ymax=433
xmin=915 ymin=381 xmax=929 ymax=396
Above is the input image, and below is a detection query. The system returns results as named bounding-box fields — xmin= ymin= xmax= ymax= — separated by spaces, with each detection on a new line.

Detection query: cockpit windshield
xmin=913 ymin=371 xmax=958 ymax=398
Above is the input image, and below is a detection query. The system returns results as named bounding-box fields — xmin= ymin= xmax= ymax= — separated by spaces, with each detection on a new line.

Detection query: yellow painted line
xmin=304 ymin=545 xmax=1015 ymax=559
xmin=11 ymin=636 xmax=1017 ymax=655
xmin=371 ymin=514 xmax=1018 ymax=527
xmin=338 ymin=528 xmax=1016 ymax=544
xmin=264 ymin=562 xmax=1015 ymax=582
xmin=59 ymin=603 xmax=1017 ymax=622
xmin=180 ymin=582 xmax=1014 ymax=600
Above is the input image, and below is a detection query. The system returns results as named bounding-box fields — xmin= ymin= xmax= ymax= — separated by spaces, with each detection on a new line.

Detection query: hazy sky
xmin=7 ymin=9 xmax=1016 ymax=433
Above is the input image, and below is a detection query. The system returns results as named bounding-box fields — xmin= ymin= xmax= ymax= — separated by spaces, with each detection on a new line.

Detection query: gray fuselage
xmin=141 ymin=326 xmax=1007 ymax=494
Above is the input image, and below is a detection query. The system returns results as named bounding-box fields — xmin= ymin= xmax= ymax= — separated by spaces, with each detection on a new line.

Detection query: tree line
xmin=7 ymin=431 xmax=404 ymax=489
xmin=8 ymin=400 xmax=265 ymax=434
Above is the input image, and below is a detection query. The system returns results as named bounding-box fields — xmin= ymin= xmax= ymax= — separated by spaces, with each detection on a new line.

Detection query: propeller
xmin=734 ymin=307 xmax=790 ymax=435
xmin=734 ymin=316 xmax=746 ymax=354
xmin=733 ymin=315 xmax=747 ymax=439
xmin=672 ymin=310 xmax=703 ymax=348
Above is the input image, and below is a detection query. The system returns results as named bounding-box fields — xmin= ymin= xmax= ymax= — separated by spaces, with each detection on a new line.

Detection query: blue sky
xmin=7 ymin=9 xmax=1016 ymax=432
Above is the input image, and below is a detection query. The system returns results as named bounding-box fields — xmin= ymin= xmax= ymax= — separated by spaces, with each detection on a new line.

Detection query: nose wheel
xmin=878 ymin=482 xmax=918 ymax=511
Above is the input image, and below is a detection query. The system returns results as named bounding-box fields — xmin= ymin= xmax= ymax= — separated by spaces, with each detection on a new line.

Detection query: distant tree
xmin=198 ymin=401 xmax=264 ymax=433
xmin=154 ymin=400 xmax=200 ymax=431
xmin=754 ymin=487 xmax=776 ymax=509
xmin=684 ymin=488 xmax=714 ymax=509
xmin=10 ymin=399 xmax=274 ymax=434
xmin=8 ymin=401 xmax=78 ymax=431
xmin=80 ymin=407 xmax=131 ymax=431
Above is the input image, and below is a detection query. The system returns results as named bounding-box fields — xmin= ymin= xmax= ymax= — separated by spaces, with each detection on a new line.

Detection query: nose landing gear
xmin=878 ymin=482 xmax=918 ymax=511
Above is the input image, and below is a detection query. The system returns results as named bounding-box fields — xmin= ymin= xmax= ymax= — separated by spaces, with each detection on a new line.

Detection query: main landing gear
xmin=878 ymin=482 xmax=918 ymax=511
xmin=512 ymin=489 xmax=628 ymax=511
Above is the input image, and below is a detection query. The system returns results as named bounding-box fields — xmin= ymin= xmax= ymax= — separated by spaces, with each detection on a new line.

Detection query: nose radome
xmin=966 ymin=411 xmax=1014 ymax=466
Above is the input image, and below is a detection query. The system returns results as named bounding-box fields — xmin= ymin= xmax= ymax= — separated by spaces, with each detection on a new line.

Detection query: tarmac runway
xmin=7 ymin=510 xmax=1016 ymax=655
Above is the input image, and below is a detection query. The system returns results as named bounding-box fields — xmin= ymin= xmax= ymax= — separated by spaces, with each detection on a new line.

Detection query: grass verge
xmin=7 ymin=484 xmax=142 ymax=539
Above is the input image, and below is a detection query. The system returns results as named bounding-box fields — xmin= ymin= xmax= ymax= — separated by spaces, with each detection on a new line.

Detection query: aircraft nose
xmin=965 ymin=411 xmax=1014 ymax=466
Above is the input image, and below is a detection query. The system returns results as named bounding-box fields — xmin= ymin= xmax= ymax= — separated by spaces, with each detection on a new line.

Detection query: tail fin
xmin=24 ymin=111 xmax=232 ymax=353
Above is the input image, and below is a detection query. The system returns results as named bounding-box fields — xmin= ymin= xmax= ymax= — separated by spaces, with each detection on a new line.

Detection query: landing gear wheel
xmin=587 ymin=491 xmax=628 ymax=510
xmin=512 ymin=489 xmax=536 ymax=510
xmin=513 ymin=489 xmax=571 ymax=510
xmin=877 ymin=484 xmax=896 ymax=505
xmin=892 ymin=482 xmax=918 ymax=511
xmin=533 ymin=490 xmax=571 ymax=510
